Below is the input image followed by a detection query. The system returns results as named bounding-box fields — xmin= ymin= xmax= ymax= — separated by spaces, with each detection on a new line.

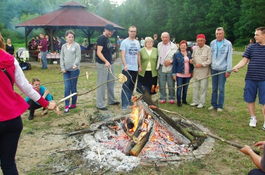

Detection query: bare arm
xmin=233 ymin=57 xmax=249 ymax=73
xmin=121 ymin=50 xmax=127 ymax=71
xmin=97 ymin=45 xmax=110 ymax=68
xmin=138 ymin=52 xmax=142 ymax=72
xmin=241 ymin=145 xmax=263 ymax=171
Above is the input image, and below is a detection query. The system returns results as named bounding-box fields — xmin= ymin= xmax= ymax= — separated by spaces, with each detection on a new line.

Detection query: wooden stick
xmin=130 ymin=120 xmax=155 ymax=156
xmin=206 ymin=132 xmax=260 ymax=155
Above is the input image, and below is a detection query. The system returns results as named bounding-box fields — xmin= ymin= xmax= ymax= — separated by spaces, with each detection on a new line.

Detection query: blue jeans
xmin=63 ymin=69 xmax=80 ymax=107
xmin=176 ymin=77 xmax=191 ymax=102
xmin=121 ymin=70 xmax=138 ymax=109
xmin=211 ymin=69 xmax=227 ymax=109
xmin=40 ymin=51 xmax=48 ymax=69
xmin=0 ymin=116 xmax=23 ymax=175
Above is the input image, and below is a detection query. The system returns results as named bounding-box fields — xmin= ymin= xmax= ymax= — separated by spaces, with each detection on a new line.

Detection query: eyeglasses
xmin=129 ymin=31 xmax=136 ymax=33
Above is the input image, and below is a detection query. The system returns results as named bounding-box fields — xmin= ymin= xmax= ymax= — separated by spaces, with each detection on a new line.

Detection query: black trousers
xmin=248 ymin=169 xmax=265 ymax=175
xmin=27 ymin=99 xmax=42 ymax=115
xmin=0 ymin=116 xmax=23 ymax=175
xmin=137 ymin=71 xmax=157 ymax=95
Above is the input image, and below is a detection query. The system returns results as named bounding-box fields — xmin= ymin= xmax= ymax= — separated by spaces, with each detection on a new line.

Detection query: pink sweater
xmin=0 ymin=49 xmax=48 ymax=121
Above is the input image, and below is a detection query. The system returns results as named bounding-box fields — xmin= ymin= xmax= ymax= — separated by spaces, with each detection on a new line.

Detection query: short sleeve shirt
xmin=120 ymin=38 xmax=141 ymax=71
xmin=96 ymin=35 xmax=113 ymax=64
xmin=243 ymin=43 xmax=265 ymax=81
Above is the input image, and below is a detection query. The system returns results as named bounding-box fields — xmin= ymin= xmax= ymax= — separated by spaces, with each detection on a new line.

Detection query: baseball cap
xmin=196 ymin=34 xmax=206 ymax=39
xmin=105 ymin=24 xmax=115 ymax=32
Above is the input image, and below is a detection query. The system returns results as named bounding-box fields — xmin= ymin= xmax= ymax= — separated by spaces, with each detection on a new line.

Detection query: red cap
xmin=196 ymin=34 xmax=205 ymax=39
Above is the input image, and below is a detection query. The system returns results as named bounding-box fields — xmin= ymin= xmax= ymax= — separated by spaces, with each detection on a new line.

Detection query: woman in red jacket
xmin=0 ymin=34 xmax=57 ymax=175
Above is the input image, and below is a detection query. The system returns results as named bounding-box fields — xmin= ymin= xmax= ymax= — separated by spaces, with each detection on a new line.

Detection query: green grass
xmin=16 ymin=53 xmax=263 ymax=174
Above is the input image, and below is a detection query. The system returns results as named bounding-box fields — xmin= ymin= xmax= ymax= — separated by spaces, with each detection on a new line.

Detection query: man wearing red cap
xmin=190 ymin=34 xmax=211 ymax=108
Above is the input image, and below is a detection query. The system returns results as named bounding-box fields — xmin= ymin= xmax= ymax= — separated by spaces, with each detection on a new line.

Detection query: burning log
xmin=138 ymin=88 xmax=195 ymax=142
xmin=120 ymin=122 xmax=138 ymax=144
xmin=124 ymin=109 xmax=146 ymax=155
xmin=130 ymin=119 xmax=155 ymax=156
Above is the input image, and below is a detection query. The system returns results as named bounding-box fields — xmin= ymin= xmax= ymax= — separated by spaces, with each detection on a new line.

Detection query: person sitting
xmin=241 ymin=141 xmax=265 ymax=175
xmin=82 ymin=38 xmax=89 ymax=50
xmin=25 ymin=78 xmax=53 ymax=120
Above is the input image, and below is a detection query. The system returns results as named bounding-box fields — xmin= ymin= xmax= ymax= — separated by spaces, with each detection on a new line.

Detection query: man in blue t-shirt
xmin=120 ymin=26 xmax=141 ymax=111
xmin=96 ymin=24 xmax=120 ymax=111
xmin=233 ymin=26 xmax=265 ymax=129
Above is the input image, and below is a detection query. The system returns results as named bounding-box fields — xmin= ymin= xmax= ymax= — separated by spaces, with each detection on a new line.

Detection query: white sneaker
xmin=249 ymin=117 xmax=257 ymax=127
xmin=208 ymin=106 xmax=215 ymax=110
xmin=262 ymin=122 xmax=265 ymax=130
xmin=190 ymin=103 xmax=198 ymax=106
xmin=197 ymin=104 xmax=204 ymax=108
xmin=217 ymin=108 xmax=223 ymax=112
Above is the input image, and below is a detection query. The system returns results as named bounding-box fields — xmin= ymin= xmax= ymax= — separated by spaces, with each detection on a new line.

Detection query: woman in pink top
xmin=172 ymin=40 xmax=194 ymax=107
xmin=0 ymin=34 xmax=57 ymax=174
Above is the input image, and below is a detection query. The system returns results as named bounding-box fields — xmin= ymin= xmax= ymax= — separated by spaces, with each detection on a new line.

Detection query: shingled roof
xmin=16 ymin=1 xmax=124 ymax=29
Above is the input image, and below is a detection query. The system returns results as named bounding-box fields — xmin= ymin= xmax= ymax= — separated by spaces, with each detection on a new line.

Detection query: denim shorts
xmin=244 ymin=79 xmax=265 ymax=104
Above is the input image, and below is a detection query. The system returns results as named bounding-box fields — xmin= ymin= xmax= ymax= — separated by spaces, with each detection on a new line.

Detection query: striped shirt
xmin=243 ymin=43 xmax=265 ymax=81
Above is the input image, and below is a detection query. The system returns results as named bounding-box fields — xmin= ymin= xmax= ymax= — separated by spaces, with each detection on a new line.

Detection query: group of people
xmin=94 ymin=25 xmax=233 ymax=113
xmin=1 ymin=22 xmax=265 ymax=174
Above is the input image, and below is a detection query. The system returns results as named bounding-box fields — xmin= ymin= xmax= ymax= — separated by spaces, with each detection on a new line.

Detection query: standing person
xmin=45 ymin=34 xmax=50 ymax=52
xmin=140 ymin=37 xmax=145 ymax=48
xmin=153 ymin=34 xmax=159 ymax=48
xmin=38 ymin=33 xmax=48 ymax=69
xmin=120 ymin=26 xmax=141 ymax=111
xmin=60 ymin=30 xmax=81 ymax=113
xmin=60 ymin=37 xmax=66 ymax=51
xmin=190 ymin=34 xmax=212 ymax=108
xmin=156 ymin=32 xmax=178 ymax=104
xmin=172 ymin=40 xmax=193 ymax=107
xmin=25 ymin=78 xmax=53 ymax=120
xmin=233 ymin=27 xmax=265 ymax=128
xmin=137 ymin=37 xmax=158 ymax=95
xmin=96 ymin=24 xmax=120 ymax=111
xmin=116 ymin=36 xmax=122 ymax=52
xmin=0 ymin=34 xmax=56 ymax=175
xmin=5 ymin=38 xmax=14 ymax=56
xmin=240 ymin=141 xmax=265 ymax=175
xmin=208 ymin=27 xmax=232 ymax=112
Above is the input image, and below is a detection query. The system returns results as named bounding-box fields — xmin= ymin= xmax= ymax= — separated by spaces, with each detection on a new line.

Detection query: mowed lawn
xmin=15 ymin=53 xmax=264 ymax=175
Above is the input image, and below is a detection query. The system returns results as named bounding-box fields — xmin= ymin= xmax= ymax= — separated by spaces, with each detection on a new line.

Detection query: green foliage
xmin=0 ymin=0 xmax=263 ymax=45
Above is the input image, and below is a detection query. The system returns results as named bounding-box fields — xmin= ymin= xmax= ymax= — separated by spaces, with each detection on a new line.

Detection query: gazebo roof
xmin=16 ymin=1 xmax=124 ymax=30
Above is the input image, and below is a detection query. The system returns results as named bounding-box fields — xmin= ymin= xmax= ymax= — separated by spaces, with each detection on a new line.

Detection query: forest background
xmin=0 ymin=0 xmax=265 ymax=47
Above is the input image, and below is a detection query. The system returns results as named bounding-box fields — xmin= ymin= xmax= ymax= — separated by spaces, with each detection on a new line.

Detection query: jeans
xmin=211 ymin=69 xmax=226 ymax=109
xmin=0 ymin=116 xmax=23 ymax=175
xmin=40 ymin=51 xmax=48 ymax=69
xmin=63 ymin=69 xmax=80 ymax=107
xmin=176 ymin=77 xmax=191 ymax=102
xmin=121 ymin=70 xmax=138 ymax=109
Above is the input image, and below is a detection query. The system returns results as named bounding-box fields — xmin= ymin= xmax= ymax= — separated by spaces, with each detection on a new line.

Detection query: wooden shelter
xmin=16 ymin=1 xmax=125 ymax=52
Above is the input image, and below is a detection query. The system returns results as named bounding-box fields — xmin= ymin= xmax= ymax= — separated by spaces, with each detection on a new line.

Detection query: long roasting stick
xmin=157 ymin=107 xmax=260 ymax=155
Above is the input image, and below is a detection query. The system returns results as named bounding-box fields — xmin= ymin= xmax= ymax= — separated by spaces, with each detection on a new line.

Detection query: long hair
xmin=0 ymin=33 xmax=6 ymax=50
